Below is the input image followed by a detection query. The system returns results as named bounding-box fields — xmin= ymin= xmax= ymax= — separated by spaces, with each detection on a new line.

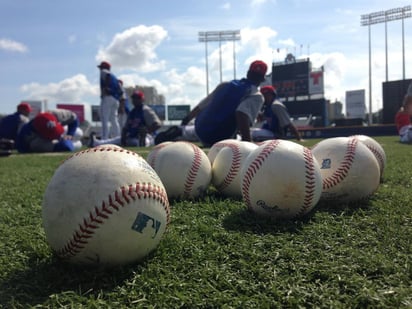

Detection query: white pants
xmin=250 ymin=128 xmax=275 ymax=142
xmin=100 ymin=96 xmax=120 ymax=139
xmin=180 ymin=125 xmax=199 ymax=142
xmin=399 ymin=125 xmax=412 ymax=143
xmin=118 ymin=112 xmax=128 ymax=129
xmin=63 ymin=127 xmax=83 ymax=150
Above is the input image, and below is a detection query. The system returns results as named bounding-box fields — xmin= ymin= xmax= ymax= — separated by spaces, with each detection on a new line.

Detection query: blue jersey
xmin=125 ymin=107 xmax=145 ymax=137
xmin=15 ymin=121 xmax=35 ymax=153
xmin=261 ymin=102 xmax=290 ymax=138
xmin=0 ymin=112 xmax=26 ymax=141
xmin=195 ymin=78 xmax=253 ymax=145
xmin=100 ymin=70 xmax=123 ymax=100
xmin=262 ymin=104 xmax=281 ymax=135
xmin=16 ymin=121 xmax=73 ymax=153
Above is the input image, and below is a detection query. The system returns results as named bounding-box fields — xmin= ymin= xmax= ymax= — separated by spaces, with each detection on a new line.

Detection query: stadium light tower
xmin=198 ymin=30 xmax=241 ymax=95
xmin=361 ymin=5 xmax=411 ymax=125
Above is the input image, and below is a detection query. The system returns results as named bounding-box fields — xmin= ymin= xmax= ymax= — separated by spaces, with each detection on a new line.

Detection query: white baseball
xmin=212 ymin=141 xmax=258 ymax=198
xmin=207 ymin=139 xmax=242 ymax=165
xmin=241 ymin=140 xmax=322 ymax=219
xmin=94 ymin=144 xmax=123 ymax=150
xmin=311 ymin=136 xmax=380 ymax=202
xmin=146 ymin=142 xmax=173 ymax=167
xmin=350 ymin=135 xmax=386 ymax=178
xmin=148 ymin=141 xmax=212 ymax=199
xmin=42 ymin=146 xmax=170 ymax=266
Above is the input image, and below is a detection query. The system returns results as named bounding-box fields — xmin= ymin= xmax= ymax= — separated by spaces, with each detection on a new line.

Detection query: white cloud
xmin=96 ymin=25 xmax=168 ymax=72
xmin=0 ymin=38 xmax=28 ymax=53
xmin=220 ymin=2 xmax=231 ymax=10
xmin=20 ymin=74 xmax=97 ymax=103
xmin=278 ymin=38 xmax=295 ymax=47
xmin=68 ymin=35 xmax=77 ymax=44
xmin=251 ymin=0 xmax=267 ymax=7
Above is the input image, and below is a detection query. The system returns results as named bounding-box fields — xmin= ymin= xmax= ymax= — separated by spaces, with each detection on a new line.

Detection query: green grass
xmin=0 ymin=136 xmax=411 ymax=308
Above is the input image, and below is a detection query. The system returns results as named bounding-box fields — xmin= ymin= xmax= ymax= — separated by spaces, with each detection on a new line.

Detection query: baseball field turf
xmin=0 ymin=136 xmax=411 ymax=308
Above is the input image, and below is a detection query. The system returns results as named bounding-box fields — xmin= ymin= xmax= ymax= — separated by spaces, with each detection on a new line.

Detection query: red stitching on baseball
xmin=184 ymin=143 xmax=203 ymax=197
xmin=322 ymin=138 xmax=357 ymax=190
xmin=55 ymin=182 xmax=170 ymax=259
xmin=366 ymin=146 xmax=384 ymax=172
xmin=64 ymin=147 xmax=141 ymax=164
xmin=241 ymin=140 xmax=280 ymax=210
xmin=147 ymin=143 xmax=169 ymax=169
xmin=215 ymin=144 xmax=242 ymax=192
xmin=296 ymin=148 xmax=317 ymax=217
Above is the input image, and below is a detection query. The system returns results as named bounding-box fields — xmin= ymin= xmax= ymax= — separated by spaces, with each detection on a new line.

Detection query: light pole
xmin=198 ymin=30 xmax=241 ymax=95
xmin=361 ymin=6 xmax=411 ymax=125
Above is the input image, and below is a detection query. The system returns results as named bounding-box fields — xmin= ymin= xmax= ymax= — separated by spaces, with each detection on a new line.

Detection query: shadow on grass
xmin=221 ymin=197 xmax=375 ymax=236
xmin=314 ymin=197 xmax=374 ymax=215
xmin=0 ymin=251 xmax=155 ymax=307
xmin=222 ymin=207 xmax=315 ymax=235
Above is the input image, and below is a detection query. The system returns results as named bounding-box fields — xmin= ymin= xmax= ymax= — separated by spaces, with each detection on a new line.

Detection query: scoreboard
xmin=272 ymin=60 xmax=310 ymax=97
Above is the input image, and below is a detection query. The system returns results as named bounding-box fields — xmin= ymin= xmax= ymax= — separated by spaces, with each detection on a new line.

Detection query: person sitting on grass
xmin=0 ymin=102 xmax=32 ymax=151
xmin=89 ymin=90 xmax=161 ymax=147
xmin=16 ymin=112 xmax=77 ymax=153
xmin=154 ymin=60 xmax=268 ymax=146
xmin=251 ymin=85 xmax=302 ymax=142
xmin=395 ymin=92 xmax=412 ymax=143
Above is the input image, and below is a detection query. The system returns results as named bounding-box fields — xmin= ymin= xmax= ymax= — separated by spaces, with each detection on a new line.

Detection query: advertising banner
xmin=56 ymin=104 xmax=85 ymax=122
xmin=346 ymin=90 xmax=366 ymax=119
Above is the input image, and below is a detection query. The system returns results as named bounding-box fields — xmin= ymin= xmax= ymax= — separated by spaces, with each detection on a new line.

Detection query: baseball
xmin=95 ymin=144 xmax=123 ymax=149
xmin=207 ymin=139 xmax=242 ymax=165
xmin=148 ymin=141 xmax=212 ymax=199
xmin=146 ymin=141 xmax=173 ymax=167
xmin=42 ymin=146 xmax=170 ymax=266
xmin=311 ymin=136 xmax=380 ymax=202
xmin=241 ymin=140 xmax=322 ymax=220
xmin=212 ymin=141 xmax=258 ymax=198
xmin=350 ymin=134 xmax=386 ymax=178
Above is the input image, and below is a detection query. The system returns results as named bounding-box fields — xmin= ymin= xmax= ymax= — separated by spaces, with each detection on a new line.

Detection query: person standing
xmin=97 ymin=61 xmax=123 ymax=139
xmin=251 ymin=85 xmax=302 ymax=142
xmin=155 ymin=60 xmax=268 ymax=146
xmin=117 ymin=79 xmax=131 ymax=128
xmin=89 ymin=90 xmax=161 ymax=147
xmin=0 ymin=102 xmax=32 ymax=150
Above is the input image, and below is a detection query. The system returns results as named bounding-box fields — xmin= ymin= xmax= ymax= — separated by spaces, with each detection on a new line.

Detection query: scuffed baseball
xmin=42 ymin=146 xmax=170 ymax=266
xmin=241 ymin=140 xmax=322 ymax=219
xmin=311 ymin=136 xmax=380 ymax=202
xmin=207 ymin=139 xmax=242 ymax=165
xmin=148 ymin=141 xmax=212 ymax=199
xmin=350 ymin=134 xmax=386 ymax=178
xmin=146 ymin=142 xmax=173 ymax=167
xmin=212 ymin=141 xmax=258 ymax=198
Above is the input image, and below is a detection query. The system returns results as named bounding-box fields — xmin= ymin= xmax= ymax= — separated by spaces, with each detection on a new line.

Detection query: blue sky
xmin=0 ymin=0 xmax=411 ymax=119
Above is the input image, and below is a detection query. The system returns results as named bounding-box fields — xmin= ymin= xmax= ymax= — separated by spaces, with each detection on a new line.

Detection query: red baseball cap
xmin=32 ymin=112 xmax=64 ymax=141
xmin=17 ymin=102 xmax=32 ymax=113
xmin=131 ymin=90 xmax=144 ymax=100
xmin=260 ymin=85 xmax=277 ymax=96
xmin=249 ymin=60 xmax=268 ymax=76
xmin=97 ymin=61 xmax=111 ymax=70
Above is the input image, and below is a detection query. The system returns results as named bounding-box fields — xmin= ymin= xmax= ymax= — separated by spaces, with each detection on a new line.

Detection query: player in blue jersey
xmin=251 ymin=85 xmax=302 ymax=142
xmin=98 ymin=61 xmax=123 ymax=140
xmin=16 ymin=112 xmax=76 ymax=153
xmin=117 ymin=79 xmax=131 ymax=128
xmin=89 ymin=90 xmax=161 ymax=147
xmin=154 ymin=60 xmax=268 ymax=146
xmin=0 ymin=102 xmax=32 ymax=151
